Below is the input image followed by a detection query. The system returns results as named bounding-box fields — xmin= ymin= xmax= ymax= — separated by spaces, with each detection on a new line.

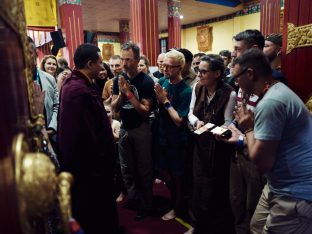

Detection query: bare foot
xmin=154 ymin=178 xmax=162 ymax=184
xmin=116 ymin=193 xmax=125 ymax=203
xmin=161 ymin=209 xmax=176 ymax=221
xmin=184 ymin=227 xmax=194 ymax=234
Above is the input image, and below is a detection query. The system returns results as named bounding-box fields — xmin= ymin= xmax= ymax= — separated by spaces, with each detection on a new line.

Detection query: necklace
xmin=262 ymin=80 xmax=279 ymax=95
xmin=258 ymin=80 xmax=279 ymax=102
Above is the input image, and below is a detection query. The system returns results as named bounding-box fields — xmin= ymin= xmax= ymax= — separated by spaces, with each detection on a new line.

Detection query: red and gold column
xmin=130 ymin=0 xmax=159 ymax=66
xmin=168 ymin=0 xmax=181 ymax=49
xmin=59 ymin=0 xmax=84 ymax=67
xmin=260 ymin=0 xmax=282 ymax=36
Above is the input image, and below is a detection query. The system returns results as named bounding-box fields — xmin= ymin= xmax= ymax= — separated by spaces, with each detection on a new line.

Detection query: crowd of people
xmin=28 ymin=28 xmax=312 ymax=234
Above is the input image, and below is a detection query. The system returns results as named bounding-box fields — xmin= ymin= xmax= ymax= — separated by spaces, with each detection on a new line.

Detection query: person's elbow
xmin=249 ymin=151 xmax=275 ymax=174
xmin=254 ymin=163 xmax=273 ymax=174
xmin=173 ymin=117 xmax=184 ymax=127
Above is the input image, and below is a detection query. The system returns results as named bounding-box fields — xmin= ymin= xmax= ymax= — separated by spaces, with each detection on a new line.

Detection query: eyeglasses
xmin=163 ymin=64 xmax=180 ymax=69
xmin=198 ymin=69 xmax=211 ymax=75
xmin=232 ymin=68 xmax=248 ymax=80
xmin=192 ymin=62 xmax=200 ymax=66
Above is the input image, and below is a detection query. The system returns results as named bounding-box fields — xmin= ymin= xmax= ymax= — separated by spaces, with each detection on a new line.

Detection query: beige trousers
xmin=250 ymin=184 xmax=312 ymax=234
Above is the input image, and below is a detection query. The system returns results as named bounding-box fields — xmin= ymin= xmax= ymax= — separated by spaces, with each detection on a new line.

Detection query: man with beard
xmin=263 ymin=34 xmax=288 ymax=85
xmin=231 ymin=49 xmax=312 ymax=233
xmin=111 ymin=42 xmax=155 ymax=221
xmin=192 ymin=52 xmax=205 ymax=74
xmin=58 ymin=43 xmax=119 ymax=233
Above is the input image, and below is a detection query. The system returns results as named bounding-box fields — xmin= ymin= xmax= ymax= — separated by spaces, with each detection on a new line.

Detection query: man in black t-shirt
xmin=112 ymin=43 xmax=155 ymax=221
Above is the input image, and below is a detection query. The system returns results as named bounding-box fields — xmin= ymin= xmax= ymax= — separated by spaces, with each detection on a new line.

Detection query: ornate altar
xmin=0 ymin=1 xmax=73 ymax=234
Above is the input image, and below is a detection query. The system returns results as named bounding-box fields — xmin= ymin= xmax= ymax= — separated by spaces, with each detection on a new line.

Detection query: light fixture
xmin=180 ymin=15 xmax=184 ymax=19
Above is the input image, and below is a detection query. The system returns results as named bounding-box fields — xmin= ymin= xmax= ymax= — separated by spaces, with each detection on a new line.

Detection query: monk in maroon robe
xmin=57 ymin=44 xmax=119 ymax=233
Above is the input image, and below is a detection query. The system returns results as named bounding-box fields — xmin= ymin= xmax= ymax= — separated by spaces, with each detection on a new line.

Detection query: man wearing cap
xmin=264 ymin=34 xmax=288 ymax=85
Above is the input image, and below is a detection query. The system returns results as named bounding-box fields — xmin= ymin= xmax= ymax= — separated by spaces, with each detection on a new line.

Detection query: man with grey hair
xmin=111 ymin=42 xmax=155 ymax=221
xmin=153 ymin=52 xmax=165 ymax=78
xmin=154 ymin=49 xmax=192 ymax=221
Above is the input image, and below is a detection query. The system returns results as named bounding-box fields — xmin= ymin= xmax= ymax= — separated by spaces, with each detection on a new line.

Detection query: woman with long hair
xmin=40 ymin=55 xmax=58 ymax=78
xmin=138 ymin=55 xmax=158 ymax=83
xmin=98 ymin=62 xmax=114 ymax=100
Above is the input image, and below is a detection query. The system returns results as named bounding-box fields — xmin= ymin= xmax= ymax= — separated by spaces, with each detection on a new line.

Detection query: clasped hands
xmin=154 ymin=83 xmax=169 ymax=104
xmin=118 ymin=75 xmax=131 ymax=96
xmin=233 ymin=104 xmax=254 ymax=133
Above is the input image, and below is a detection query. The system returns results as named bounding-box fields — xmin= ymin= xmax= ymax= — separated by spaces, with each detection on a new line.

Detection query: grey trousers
xmin=251 ymin=184 xmax=312 ymax=234
xmin=118 ymin=121 xmax=153 ymax=210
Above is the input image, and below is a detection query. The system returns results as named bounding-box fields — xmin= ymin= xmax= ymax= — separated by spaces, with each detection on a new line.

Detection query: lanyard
xmin=258 ymin=80 xmax=279 ymax=103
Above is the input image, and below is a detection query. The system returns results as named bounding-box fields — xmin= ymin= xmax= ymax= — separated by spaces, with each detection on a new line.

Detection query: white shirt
xmin=188 ymin=83 xmax=237 ymax=127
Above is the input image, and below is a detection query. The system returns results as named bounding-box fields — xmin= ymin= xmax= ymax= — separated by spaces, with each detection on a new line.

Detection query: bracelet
xmin=244 ymin=128 xmax=253 ymax=134
xmin=236 ymin=135 xmax=244 ymax=148
xmin=126 ymin=92 xmax=134 ymax=100
xmin=231 ymin=120 xmax=238 ymax=126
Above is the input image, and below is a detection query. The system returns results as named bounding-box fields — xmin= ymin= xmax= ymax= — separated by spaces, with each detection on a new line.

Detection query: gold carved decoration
xmin=57 ymin=172 xmax=74 ymax=234
xmin=102 ymin=43 xmax=114 ymax=61
xmin=287 ymin=23 xmax=312 ymax=54
xmin=0 ymin=0 xmax=39 ymax=121
xmin=1 ymin=1 xmax=75 ymax=232
xmin=13 ymin=134 xmax=57 ymax=233
xmin=197 ymin=25 xmax=213 ymax=52
xmin=13 ymin=134 xmax=74 ymax=234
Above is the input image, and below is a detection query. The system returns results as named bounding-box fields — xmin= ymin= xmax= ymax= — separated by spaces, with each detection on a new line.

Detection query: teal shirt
xmin=157 ymin=78 xmax=192 ymax=146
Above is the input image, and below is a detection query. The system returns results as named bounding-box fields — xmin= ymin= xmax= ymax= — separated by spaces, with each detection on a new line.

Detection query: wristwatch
xmin=163 ymin=101 xmax=172 ymax=110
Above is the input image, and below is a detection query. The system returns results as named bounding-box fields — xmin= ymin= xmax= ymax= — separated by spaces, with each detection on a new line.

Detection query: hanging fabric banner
xmin=24 ymin=0 xmax=57 ymax=27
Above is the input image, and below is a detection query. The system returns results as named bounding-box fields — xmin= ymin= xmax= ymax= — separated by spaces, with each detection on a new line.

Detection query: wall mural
xmin=102 ymin=43 xmax=114 ymax=61
xmin=196 ymin=25 xmax=213 ymax=52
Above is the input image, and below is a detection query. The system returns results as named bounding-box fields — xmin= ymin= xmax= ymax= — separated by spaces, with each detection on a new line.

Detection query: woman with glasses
xmin=188 ymin=54 xmax=236 ymax=234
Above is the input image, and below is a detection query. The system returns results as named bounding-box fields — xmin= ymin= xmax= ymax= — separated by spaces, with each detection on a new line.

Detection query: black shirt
xmin=113 ymin=72 xmax=155 ymax=129
xmin=153 ymin=70 xmax=164 ymax=79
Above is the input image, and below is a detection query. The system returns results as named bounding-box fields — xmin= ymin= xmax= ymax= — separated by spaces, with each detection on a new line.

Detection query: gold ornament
xmin=287 ymin=23 xmax=312 ymax=54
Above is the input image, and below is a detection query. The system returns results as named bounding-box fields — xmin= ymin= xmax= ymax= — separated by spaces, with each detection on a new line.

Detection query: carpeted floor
xmin=117 ymin=182 xmax=189 ymax=234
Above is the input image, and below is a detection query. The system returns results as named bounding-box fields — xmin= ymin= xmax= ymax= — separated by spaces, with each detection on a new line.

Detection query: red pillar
xmin=130 ymin=0 xmax=159 ymax=66
xmin=119 ymin=20 xmax=130 ymax=45
xmin=59 ymin=0 xmax=84 ymax=67
xmin=260 ymin=0 xmax=281 ymax=36
xmin=168 ymin=0 xmax=181 ymax=49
